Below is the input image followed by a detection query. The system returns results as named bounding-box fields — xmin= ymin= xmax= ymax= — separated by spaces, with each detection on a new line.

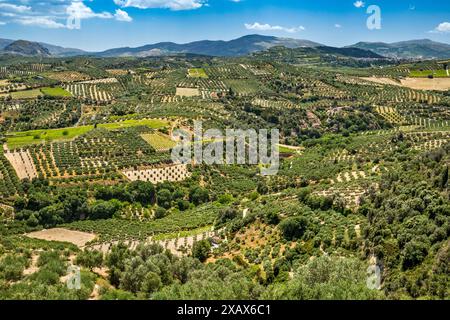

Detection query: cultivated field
xmin=188 ymin=68 xmax=208 ymax=78
xmin=6 ymin=118 xmax=168 ymax=149
xmin=0 ymin=49 xmax=448 ymax=301
xmin=141 ymin=132 xmax=176 ymax=151
xmin=176 ymin=87 xmax=200 ymax=97
xmin=361 ymin=76 xmax=450 ymax=91
xmin=400 ymin=77 xmax=450 ymax=91
xmin=41 ymin=87 xmax=72 ymax=97
xmin=10 ymin=89 xmax=43 ymax=99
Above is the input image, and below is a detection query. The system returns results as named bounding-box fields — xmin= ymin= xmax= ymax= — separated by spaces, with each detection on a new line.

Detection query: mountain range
xmin=347 ymin=39 xmax=450 ymax=60
xmin=96 ymin=35 xmax=322 ymax=57
xmin=0 ymin=35 xmax=449 ymax=60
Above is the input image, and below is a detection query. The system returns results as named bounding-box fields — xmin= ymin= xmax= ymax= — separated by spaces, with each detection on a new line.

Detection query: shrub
xmin=192 ymin=240 xmax=211 ymax=262
xmin=75 ymin=250 xmax=103 ymax=270
xmin=402 ymin=240 xmax=429 ymax=270
xmin=279 ymin=216 xmax=308 ymax=241
xmin=217 ymin=208 xmax=239 ymax=225
xmin=154 ymin=207 xmax=167 ymax=219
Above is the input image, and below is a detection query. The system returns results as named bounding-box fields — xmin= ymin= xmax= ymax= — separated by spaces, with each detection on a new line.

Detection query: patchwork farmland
xmin=0 ymin=42 xmax=448 ymax=302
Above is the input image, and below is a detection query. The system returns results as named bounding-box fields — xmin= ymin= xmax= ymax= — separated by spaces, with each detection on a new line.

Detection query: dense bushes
xmin=362 ymin=148 xmax=449 ymax=299
xmin=75 ymin=250 xmax=103 ymax=270
xmin=0 ymin=248 xmax=96 ymax=300
xmin=103 ymin=243 xmax=264 ymax=300
xmin=264 ymin=256 xmax=384 ymax=300
xmin=0 ymin=254 xmax=29 ymax=282
xmin=10 ymin=179 xmax=214 ymax=229
xmin=279 ymin=216 xmax=308 ymax=241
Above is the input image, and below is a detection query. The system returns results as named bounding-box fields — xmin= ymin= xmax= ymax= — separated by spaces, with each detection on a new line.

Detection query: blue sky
xmin=0 ymin=0 xmax=449 ymax=51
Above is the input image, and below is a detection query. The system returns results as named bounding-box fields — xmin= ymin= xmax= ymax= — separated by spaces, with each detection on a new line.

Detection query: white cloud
xmin=0 ymin=21 xmax=6 ymax=26
xmin=114 ymin=0 xmax=205 ymax=11
xmin=0 ymin=3 xmax=32 ymax=13
xmin=0 ymin=1 xmax=136 ymax=29
xmin=430 ymin=22 xmax=450 ymax=33
xmin=245 ymin=22 xmax=305 ymax=33
xmin=67 ymin=2 xmax=113 ymax=19
xmin=353 ymin=1 xmax=365 ymax=8
xmin=335 ymin=24 xmax=342 ymax=28
xmin=0 ymin=12 xmax=17 ymax=18
xmin=114 ymin=9 xmax=133 ymax=22
xmin=16 ymin=17 xmax=66 ymax=29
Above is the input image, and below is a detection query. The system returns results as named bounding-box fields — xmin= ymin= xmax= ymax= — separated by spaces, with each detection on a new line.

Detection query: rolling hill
xmin=252 ymin=45 xmax=387 ymax=67
xmin=0 ymin=38 xmax=14 ymax=50
xmin=348 ymin=39 xmax=450 ymax=60
xmin=0 ymin=38 xmax=88 ymax=57
xmin=95 ymin=34 xmax=323 ymax=57
xmin=37 ymin=42 xmax=87 ymax=57
xmin=3 ymin=40 xmax=51 ymax=57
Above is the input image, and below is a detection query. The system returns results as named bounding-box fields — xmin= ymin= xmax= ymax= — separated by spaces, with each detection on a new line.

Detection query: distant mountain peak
xmin=3 ymin=40 xmax=51 ymax=57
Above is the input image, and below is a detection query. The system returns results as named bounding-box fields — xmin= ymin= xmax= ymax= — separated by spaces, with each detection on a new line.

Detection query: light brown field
xmin=80 ymin=78 xmax=118 ymax=84
xmin=26 ymin=228 xmax=96 ymax=247
xmin=399 ymin=78 xmax=450 ymax=91
xmin=46 ymin=71 xmax=91 ymax=82
xmin=361 ymin=76 xmax=450 ymax=91
xmin=4 ymin=149 xmax=38 ymax=180
xmin=176 ymin=87 xmax=200 ymax=97
xmin=360 ymin=77 xmax=401 ymax=86
xmin=106 ymin=69 xmax=129 ymax=76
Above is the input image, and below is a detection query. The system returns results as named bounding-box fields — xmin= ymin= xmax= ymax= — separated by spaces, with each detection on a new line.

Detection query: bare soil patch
xmin=399 ymin=77 xmax=450 ymax=91
xmin=176 ymin=87 xmax=200 ymax=97
xmin=26 ymin=228 xmax=96 ymax=247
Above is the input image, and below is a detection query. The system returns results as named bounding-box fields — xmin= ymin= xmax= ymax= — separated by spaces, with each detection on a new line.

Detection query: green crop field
xmin=410 ymin=69 xmax=449 ymax=78
xmin=188 ymin=68 xmax=208 ymax=78
xmin=6 ymin=118 xmax=169 ymax=149
xmin=40 ymin=87 xmax=72 ymax=97
xmin=141 ymin=132 xmax=176 ymax=151
xmin=10 ymin=89 xmax=43 ymax=99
